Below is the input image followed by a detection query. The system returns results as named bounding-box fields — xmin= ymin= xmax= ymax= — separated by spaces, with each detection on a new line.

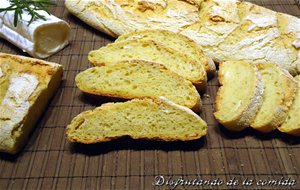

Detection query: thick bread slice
xmin=115 ymin=29 xmax=216 ymax=77
xmin=251 ymin=64 xmax=297 ymax=133
xmin=278 ymin=75 xmax=300 ymax=136
xmin=76 ymin=60 xmax=201 ymax=112
xmin=214 ymin=61 xmax=264 ymax=131
xmin=66 ymin=98 xmax=207 ymax=143
xmin=0 ymin=53 xmax=63 ymax=154
xmin=88 ymin=39 xmax=207 ymax=89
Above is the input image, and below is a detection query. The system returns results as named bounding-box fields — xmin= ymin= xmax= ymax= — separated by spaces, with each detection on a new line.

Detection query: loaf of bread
xmin=214 ymin=61 xmax=264 ymax=131
xmin=250 ymin=64 xmax=297 ymax=133
xmin=76 ymin=60 xmax=201 ymax=111
xmin=65 ymin=0 xmax=200 ymax=37
xmin=65 ymin=0 xmax=300 ymax=75
xmin=278 ymin=75 xmax=300 ymax=136
xmin=66 ymin=97 xmax=207 ymax=143
xmin=116 ymin=29 xmax=216 ymax=77
xmin=88 ymin=39 xmax=207 ymax=89
xmin=0 ymin=53 xmax=63 ymax=154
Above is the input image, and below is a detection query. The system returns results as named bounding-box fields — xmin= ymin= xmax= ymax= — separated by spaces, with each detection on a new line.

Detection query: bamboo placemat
xmin=0 ymin=0 xmax=299 ymax=189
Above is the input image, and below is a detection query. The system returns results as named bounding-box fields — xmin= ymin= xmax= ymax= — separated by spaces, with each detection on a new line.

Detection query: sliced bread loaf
xmin=76 ymin=60 xmax=201 ymax=112
xmin=66 ymin=98 xmax=208 ymax=143
xmin=251 ymin=64 xmax=297 ymax=133
xmin=278 ymin=75 xmax=300 ymax=136
xmin=214 ymin=61 xmax=264 ymax=131
xmin=115 ymin=29 xmax=216 ymax=78
xmin=88 ymin=39 xmax=207 ymax=90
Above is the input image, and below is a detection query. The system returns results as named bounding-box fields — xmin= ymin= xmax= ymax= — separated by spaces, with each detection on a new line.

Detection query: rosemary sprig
xmin=0 ymin=0 xmax=55 ymax=27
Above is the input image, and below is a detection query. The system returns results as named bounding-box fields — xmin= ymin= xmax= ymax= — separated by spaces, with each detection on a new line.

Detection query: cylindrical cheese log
xmin=0 ymin=0 xmax=71 ymax=58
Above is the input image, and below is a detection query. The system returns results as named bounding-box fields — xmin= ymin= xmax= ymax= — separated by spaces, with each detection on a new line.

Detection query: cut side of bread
xmin=76 ymin=60 xmax=201 ymax=112
xmin=278 ymin=75 xmax=300 ymax=136
xmin=116 ymin=29 xmax=216 ymax=78
xmin=88 ymin=39 xmax=207 ymax=90
xmin=251 ymin=64 xmax=297 ymax=133
xmin=0 ymin=53 xmax=63 ymax=154
xmin=214 ymin=61 xmax=264 ymax=131
xmin=66 ymin=98 xmax=207 ymax=143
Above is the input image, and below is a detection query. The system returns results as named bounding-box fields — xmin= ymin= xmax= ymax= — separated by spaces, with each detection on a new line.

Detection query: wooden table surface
xmin=0 ymin=0 xmax=299 ymax=189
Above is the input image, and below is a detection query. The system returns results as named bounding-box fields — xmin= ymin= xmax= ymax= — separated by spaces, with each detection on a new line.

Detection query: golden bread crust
xmin=66 ymin=0 xmax=300 ymax=75
xmin=0 ymin=53 xmax=63 ymax=154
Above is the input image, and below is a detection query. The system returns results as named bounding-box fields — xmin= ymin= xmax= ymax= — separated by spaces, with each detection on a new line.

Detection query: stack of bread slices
xmin=67 ymin=30 xmax=212 ymax=143
xmin=88 ymin=29 xmax=214 ymax=90
xmin=214 ymin=61 xmax=300 ymax=136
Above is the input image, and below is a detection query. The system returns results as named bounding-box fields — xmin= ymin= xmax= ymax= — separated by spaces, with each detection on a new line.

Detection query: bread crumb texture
xmin=88 ymin=39 xmax=207 ymax=89
xmin=76 ymin=60 xmax=201 ymax=111
xmin=66 ymin=98 xmax=207 ymax=143
xmin=116 ymin=29 xmax=216 ymax=77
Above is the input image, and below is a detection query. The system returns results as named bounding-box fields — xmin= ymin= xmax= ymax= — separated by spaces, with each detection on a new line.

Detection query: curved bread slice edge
xmin=214 ymin=61 xmax=264 ymax=131
xmin=116 ymin=29 xmax=216 ymax=78
xmin=251 ymin=64 xmax=297 ymax=133
xmin=66 ymin=97 xmax=207 ymax=143
xmin=278 ymin=75 xmax=300 ymax=136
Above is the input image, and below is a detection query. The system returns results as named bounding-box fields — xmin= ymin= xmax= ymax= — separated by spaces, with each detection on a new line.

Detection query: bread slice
xmin=76 ymin=60 xmax=201 ymax=112
xmin=115 ymin=29 xmax=216 ymax=78
xmin=88 ymin=39 xmax=207 ymax=90
xmin=278 ymin=75 xmax=300 ymax=136
xmin=66 ymin=98 xmax=207 ymax=143
xmin=0 ymin=53 xmax=63 ymax=154
xmin=251 ymin=64 xmax=297 ymax=133
xmin=214 ymin=61 xmax=264 ymax=131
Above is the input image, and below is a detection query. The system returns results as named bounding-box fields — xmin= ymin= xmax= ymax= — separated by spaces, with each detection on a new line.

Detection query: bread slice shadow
xmin=217 ymin=124 xmax=300 ymax=145
xmin=78 ymin=93 xmax=127 ymax=107
xmin=68 ymin=137 xmax=206 ymax=156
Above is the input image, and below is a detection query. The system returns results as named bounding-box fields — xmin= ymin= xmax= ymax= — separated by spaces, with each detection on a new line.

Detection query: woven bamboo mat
xmin=0 ymin=0 xmax=299 ymax=189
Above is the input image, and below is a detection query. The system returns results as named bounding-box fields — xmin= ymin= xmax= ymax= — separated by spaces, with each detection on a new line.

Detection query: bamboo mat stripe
xmin=0 ymin=0 xmax=300 ymax=190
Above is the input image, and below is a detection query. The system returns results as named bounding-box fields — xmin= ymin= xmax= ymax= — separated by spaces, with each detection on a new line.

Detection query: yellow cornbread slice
xmin=76 ymin=61 xmax=201 ymax=112
xmin=116 ymin=29 xmax=216 ymax=78
xmin=214 ymin=61 xmax=264 ymax=131
xmin=88 ymin=39 xmax=207 ymax=90
xmin=278 ymin=75 xmax=300 ymax=136
xmin=251 ymin=64 xmax=297 ymax=133
xmin=66 ymin=98 xmax=208 ymax=143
